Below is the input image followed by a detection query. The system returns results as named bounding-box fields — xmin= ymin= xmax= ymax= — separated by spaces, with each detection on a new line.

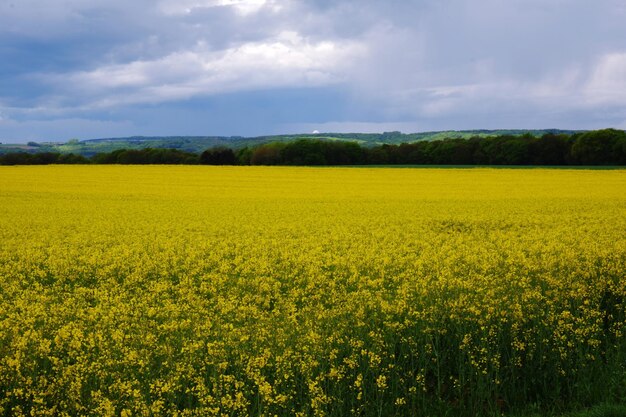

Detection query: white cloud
xmin=584 ymin=52 xmax=626 ymax=105
xmin=159 ymin=0 xmax=282 ymax=16
xmin=42 ymin=31 xmax=365 ymax=108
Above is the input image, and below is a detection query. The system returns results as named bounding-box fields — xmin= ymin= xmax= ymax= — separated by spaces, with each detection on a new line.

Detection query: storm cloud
xmin=1 ymin=0 xmax=625 ymax=141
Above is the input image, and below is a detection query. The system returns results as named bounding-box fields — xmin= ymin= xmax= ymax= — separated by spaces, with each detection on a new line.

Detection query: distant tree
xmin=57 ymin=153 xmax=89 ymax=164
xmin=0 ymin=152 xmax=31 ymax=165
xmin=477 ymin=136 xmax=530 ymax=165
xmin=404 ymin=143 xmax=432 ymax=164
xmin=4 ymin=129 xmax=623 ymax=166
xmin=380 ymin=131 xmax=404 ymax=143
xmin=117 ymin=149 xmax=148 ymax=164
xmin=90 ymin=148 xmax=198 ymax=164
xmin=236 ymin=147 xmax=253 ymax=165
xmin=280 ymin=140 xmax=327 ymax=165
xmin=448 ymin=139 xmax=477 ymax=164
xmin=0 ymin=152 xmax=74 ymax=165
xmin=333 ymin=141 xmax=365 ymax=165
xmin=92 ymin=149 xmax=126 ymax=164
xmin=427 ymin=139 xmax=476 ymax=164
xmin=250 ymin=144 xmax=285 ymax=165
xmin=200 ymin=147 xmax=237 ymax=165
xmin=32 ymin=152 xmax=59 ymax=164
xmin=500 ymin=136 xmax=531 ymax=165
xmin=366 ymin=146 xmax=391 ymax=165
xmin=571 ymin=129 xmax=626 ymax=165
xmin=614 ymin=133 xmax=626 ymax=165
xmin=529 ymin=133 xmax=572 ymax=165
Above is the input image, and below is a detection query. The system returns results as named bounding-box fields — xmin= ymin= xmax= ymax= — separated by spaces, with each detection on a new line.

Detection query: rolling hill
xmin=0 ymin=130 xmax=580 ymax=156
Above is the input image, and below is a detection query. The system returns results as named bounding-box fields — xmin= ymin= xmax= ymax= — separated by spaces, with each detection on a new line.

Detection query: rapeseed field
xmin=0 ymin=166 xmax=625 ymax=416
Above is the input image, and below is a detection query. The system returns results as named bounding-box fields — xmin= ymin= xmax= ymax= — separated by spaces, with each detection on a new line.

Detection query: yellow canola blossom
xmin=0 ymin=166 xmax=625 ymax=416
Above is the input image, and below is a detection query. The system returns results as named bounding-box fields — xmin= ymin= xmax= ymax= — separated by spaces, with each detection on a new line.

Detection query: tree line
xmin=0 ymin=148 xmax=199 ymax=165
xmin=2 ymin=129 xmax=625 ymax=166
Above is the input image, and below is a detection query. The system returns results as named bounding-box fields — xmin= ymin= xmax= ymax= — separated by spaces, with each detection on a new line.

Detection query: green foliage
xmin=91 ymin=148 xmax=199 ymax=164
xmin=0 ymin=152 xmax=88 ymax=165
xmin=571 ymin=129 xmax=626 ymax=165
xmin=235 ymin=147 xmax=253 ymax=165
xmin=359 ymin=130 xmax=623 ymax=166
xmin=0 ymin=130 xmax=581 ymax=156
xmin=1 ymin=129 xmax=625 ymax=166
xmin=250 ymin=142 xmax=286 ymax=165
xmin=200 ymin=147 xmax=237 ymax=165
xmin=279 ymin=139 xmax=364 ymax=165
xmin=511 ymin=403 xmax=626 ymax=417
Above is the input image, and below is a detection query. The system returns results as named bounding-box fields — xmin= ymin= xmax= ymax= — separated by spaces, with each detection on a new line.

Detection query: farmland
xmin=0 ymin=166 xmax=625 ymax=416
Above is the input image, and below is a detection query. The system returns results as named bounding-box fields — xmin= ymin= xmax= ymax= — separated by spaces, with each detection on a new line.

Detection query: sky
xmin=1 ymin=0 xmax=626 ymax=142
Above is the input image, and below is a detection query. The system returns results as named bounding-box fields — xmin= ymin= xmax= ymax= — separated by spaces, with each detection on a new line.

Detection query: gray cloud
xmin=1 ymin=0 xmax=626 ymax=141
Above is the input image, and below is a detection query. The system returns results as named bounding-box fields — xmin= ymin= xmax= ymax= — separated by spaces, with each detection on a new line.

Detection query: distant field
xmin=1 ymin=166 xmax=625 ymax=416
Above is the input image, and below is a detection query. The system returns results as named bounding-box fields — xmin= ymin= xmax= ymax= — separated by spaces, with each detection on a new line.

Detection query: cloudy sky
xmin=1 ymin=0 xmax=626 ymax=142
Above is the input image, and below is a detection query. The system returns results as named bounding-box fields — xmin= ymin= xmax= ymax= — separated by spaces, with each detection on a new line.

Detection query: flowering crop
xmin=0 ymin=166 xmax=625 ymax=416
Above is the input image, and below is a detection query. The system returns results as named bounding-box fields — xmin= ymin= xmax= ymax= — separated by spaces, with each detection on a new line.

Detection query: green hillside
xmin=0 ymin=130 xmax=580 ymax=156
